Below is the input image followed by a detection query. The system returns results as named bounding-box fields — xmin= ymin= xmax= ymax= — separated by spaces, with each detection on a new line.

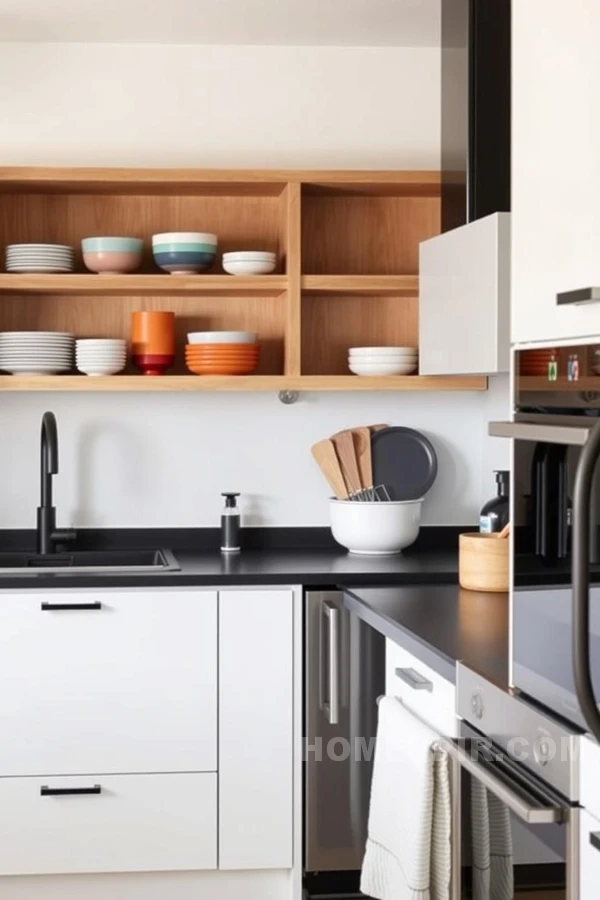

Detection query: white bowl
xmin=349 ymin=346 xmax=418 ymax=356
xmin=349 ymin=354 xmax=417 ymax=362
xmin=76 ymin=362 xmax=125 ymax=376
xmin=223 ymin=259 xmax=277 ymax=275
xmin=330 ymin=498 xmax=422 ymax=555
xmin=187 ymin=331 xmax=257 ymax=344
xmin=152 ymin=232 xmax=217 ymax=245
xmin=349 ymin=362 xmax=418 ymax=376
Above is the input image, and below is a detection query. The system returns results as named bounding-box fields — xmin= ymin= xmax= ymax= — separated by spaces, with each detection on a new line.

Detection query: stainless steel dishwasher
xmin=304 ymin=590 xmax=384 ymax=898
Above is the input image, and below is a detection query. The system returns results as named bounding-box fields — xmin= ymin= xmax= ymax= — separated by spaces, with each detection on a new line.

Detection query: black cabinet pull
xmin=591 ymin=832 xmax=600 ymax=852
xmin=41 ymin=785 xmax=101 ymax=796
xmin=41 ymin=601 xmax=102 ymax=611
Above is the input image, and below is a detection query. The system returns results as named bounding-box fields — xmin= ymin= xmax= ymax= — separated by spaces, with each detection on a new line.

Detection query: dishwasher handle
xmin=445 ymin=739 xmax=568 ymax=825
xmin=320 ymin=601 xmax=340 ymax=726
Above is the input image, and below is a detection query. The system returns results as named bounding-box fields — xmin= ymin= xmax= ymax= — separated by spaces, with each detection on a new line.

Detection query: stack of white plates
xmin=0 ymin=332 xmax=74 ymax=375
xmin=348 ymin=346 xmax=418 ymax=376
xmin=5 ymin=244 xmax=75 ymax=274
xmin=222 ymin=251 xmax=276 ymax=275
xmin=76 ymin=339 xmax=127 ymax=376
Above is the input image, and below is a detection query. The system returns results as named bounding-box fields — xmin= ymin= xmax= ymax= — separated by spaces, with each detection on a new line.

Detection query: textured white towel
xmin=360 ymin=697 xmax=451 ymax=900
xmin=471 ymin=779 xmax=514 ymax=900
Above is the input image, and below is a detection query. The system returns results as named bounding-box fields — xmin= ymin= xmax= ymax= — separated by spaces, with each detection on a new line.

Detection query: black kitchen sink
xmin=0 ymin=548 xmax=180 ymax=574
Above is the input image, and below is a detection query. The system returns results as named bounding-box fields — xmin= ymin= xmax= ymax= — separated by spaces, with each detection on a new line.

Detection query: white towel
xmin=471 ymin=780 xmax=514 ymax=900
xmin=360 ymin=696 xmax=451 ymax=900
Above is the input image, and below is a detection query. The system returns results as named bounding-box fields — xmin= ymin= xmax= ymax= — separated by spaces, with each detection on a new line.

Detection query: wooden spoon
xmin=311 ymin=439 xmax=349 ymax=500
xmin=331 ymin=430 xmax=363 ymax=498
xmin=351 ymin=427 xmax=374 ymax=493
xmin=497 ymin=522 xmax=511 ymax=539
xmin=368 ymin=423 xmax=389 ymax=433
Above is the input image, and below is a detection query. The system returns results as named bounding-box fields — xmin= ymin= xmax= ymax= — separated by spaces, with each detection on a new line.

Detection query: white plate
xmin=5 ymin=266 xmax=74 ymax=273
xmin=187 ymin=331 xmax=256 ymax=344
xmin=0 ymin=356 xmax=73 ymax=364
xmin=6 ymin=253 xmax=74 ymax=260
xmin=0 ymin=341 xmax=74 ymax=348
xmin=0 ymin=331 xmax=73 ymax=338
xmin=0 ymin=364 xmax=71 ymax=374
xmin=349 ymin=362 xmax=418 ymax=376
xmin=6 ymin=243 xmax=73 ymax=250
xmin=349 ymin=346 xmax=418 ymax=356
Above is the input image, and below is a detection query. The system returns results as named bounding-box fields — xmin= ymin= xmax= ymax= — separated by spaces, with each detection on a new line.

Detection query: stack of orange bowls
xmin=185 ymin=331 xmax=260 ymax=375
xmin=520 ymin=348 xmax=558 ymax=377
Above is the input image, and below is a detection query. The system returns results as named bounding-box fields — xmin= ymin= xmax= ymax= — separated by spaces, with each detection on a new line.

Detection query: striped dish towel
xmin=360 ymin=696 xmax=451 ymax=900
xmin=471 ymin=779 xmax=514 ymax=900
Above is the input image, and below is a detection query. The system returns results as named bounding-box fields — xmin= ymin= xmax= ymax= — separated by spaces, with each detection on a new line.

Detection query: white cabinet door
xmin=512 ymin=1 xmax=600 ymax=343
xmin=219 ymin=589 xmax=293 ymax=870
xmin=385 ymin=639 xmax=457 ymax=737
xmin=0 ymin=773 xmax=216 ymax=875
xmin=419 ymin=213 xmax=510 ymax=375
xmin=581 ymin=809 xmax=600 ymax=899
xmin=0 ymin=589 xmax=217 ymax=776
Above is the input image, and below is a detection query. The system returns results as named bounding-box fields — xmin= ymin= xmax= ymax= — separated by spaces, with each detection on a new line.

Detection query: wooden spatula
xmin=368 ymin=423 xmax=388 ymax=433
xmin=331 ymin=430 xmax=363 ymax=498
xmin=311 ymin=439 xmax=349 ymax=499
xmin=351 ymin=427 xmax=373 ymax=493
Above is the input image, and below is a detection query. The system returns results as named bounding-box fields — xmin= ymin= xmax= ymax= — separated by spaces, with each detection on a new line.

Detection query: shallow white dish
xmin=0 ymin=331 xmax=73 ymax=338
xmin=6 ymin=243 xmax=73 ymax=251
xmin=330 ymin=498 xmax=423 ymax=555
xmin=0 ymin=364 xmax=72 ymax=375
xmin=6 ymin=253 xmax=74 ymax=261
xmin=349 ymin=346 xmax=418 ymax=357
xmin=349 ymin=362 xmax=418 ymax=376
xmin=187 ymin=331 xmax=256 ymax=344
xmin=5 ymin=266 xmax=74 ymax=273
xmin=76 ymin=363 xmax=125 ymax=376
xmin=223 ymin=259 xmax=276 ymax=275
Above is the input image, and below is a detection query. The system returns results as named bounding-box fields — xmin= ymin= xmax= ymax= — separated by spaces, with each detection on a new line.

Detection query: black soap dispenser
xmin=480 ymin=470 xmax=510 ymax=534
xmin=221 ymin=493 xmax=241 ymax=553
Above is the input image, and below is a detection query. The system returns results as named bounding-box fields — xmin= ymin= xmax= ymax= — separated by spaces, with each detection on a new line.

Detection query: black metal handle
xmin=573 ymin=419 xmax=600 ymax=742
xmin=40 ymin=785 xmax=101 ymax=796
xmin=591 ymin=832 xmax=600 ymax=852
xmin=41 ymin=601 xmax=102 ymax=611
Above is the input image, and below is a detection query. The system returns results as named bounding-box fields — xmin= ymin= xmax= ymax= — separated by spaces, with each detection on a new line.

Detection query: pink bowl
xmin=83 ymin=250 xmax=142 ymax=275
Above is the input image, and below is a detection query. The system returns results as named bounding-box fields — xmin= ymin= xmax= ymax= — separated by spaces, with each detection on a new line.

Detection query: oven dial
xmin=471 ymin=692 xmax=484 ymax=719
xmin=534 ymin=738 xmax=552 ymax=767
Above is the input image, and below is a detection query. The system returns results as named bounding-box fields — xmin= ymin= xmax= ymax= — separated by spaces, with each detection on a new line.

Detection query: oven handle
xmin=444 ymin=740 xmax=567 ymax=825
xmin=573 ymin=418 xmax=600 ymax=743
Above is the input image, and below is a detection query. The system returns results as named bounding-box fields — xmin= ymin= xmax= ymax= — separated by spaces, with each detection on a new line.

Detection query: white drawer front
xmin=0 ymin=773 xmax=217 ymax=876
xmin=385 ymin=639 xmax=456 ymax=736
xmin=0 ymin=589 xmax=217 ymax=776
xmin=581 ymin=809 xmax=600 ymax=900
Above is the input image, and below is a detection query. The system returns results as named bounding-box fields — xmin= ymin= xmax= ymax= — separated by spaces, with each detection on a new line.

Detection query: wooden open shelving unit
xmin=0 ymin=167 xmax=487 ymax=393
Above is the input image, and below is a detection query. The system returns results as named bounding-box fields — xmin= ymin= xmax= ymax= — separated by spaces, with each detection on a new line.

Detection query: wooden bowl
xmin=459 ymin=532 xmax=508 ymax=593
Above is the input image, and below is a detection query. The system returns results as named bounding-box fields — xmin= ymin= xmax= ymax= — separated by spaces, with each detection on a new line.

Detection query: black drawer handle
xmin=41 ymin=785 xmax=101 ymax=796
xmin=41 ymin=601 xmax=102 ymax=611
xmin=591 ymin=832 xmax=600 ymax=852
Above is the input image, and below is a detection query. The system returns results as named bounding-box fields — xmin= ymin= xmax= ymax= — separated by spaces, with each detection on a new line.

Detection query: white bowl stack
xmin=222 ymin=251 xmax=276 ymax=276
xmin=348 ymin=346 xmax=418 ymax=376
xmin=5 ymin=244 xmax=75 ymax=274
xmin=76 ymin=339 xmax=127 ymax=376
xmin=0 ymin=332 xmax=74 ymax=375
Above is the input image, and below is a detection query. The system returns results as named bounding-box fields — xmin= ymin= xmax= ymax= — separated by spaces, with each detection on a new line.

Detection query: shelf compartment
xmin=301 ymin=292 xmax=418 ymax=376
xmin=0 ymin=375 xmax=487 ymax=392
xmin=0 ymin=275 xmax=288 ymax=297
xmin=518 ymin=376 xmax=600 ymax=393
xmin=301 ymin=275 xmax=418 ymax=295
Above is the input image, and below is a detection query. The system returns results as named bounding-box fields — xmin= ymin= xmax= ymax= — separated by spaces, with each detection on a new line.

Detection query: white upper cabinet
xmin=0 ymin=589 xmax=217 ymax=776
xmin=419 ymin=213 xmax=510 ymax=375
xmin=512 ymin=0 xmax=600 ymax=344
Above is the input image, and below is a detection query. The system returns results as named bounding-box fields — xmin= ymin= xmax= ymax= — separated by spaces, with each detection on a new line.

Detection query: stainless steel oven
xmin=450 ymin=664 xmax=581 ymax=899
xmin=304 ymin=590 xmax=384 ymax=897
xmin=490 ymin=342 xmax=600 ymax=743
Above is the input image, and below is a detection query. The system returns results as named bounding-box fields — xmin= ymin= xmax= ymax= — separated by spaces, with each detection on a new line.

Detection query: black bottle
xmin=480 ymin=470 xmax=510 ymax=534
xmin=221 ymin=493 xmax=240 ymax=553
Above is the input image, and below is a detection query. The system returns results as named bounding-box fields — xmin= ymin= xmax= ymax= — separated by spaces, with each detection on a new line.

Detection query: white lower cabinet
xmin=385 ymin=638 xmax=457 ymax=736
xmin=219 ymin=589 xmax=294 ymax=870
xmin=0 ymin=773 xmax=217 ymax=876
xmin=0 ymin=589 xmax=217 ymax=775
xmin=580 ymin=809 xmax=600 ymax=900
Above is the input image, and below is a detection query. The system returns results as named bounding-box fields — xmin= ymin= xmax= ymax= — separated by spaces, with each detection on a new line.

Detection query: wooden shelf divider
xmin=283 ymin=183 xmax=301 ymax=375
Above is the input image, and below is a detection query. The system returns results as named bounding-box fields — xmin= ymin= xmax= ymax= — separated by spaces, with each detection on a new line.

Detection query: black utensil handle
xmin=591 ymin=832 xmax=600 ymax=853
xmin=41 ymin=601 xmax=102 ymax=611
xmin=41 ymin=785 xmax=101 ymax=796
xmin=573 ymin=418 xmax=600 ymax=743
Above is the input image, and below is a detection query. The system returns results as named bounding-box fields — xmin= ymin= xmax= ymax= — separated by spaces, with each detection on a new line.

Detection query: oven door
xmin=446 ymin=725 xmax=579 ymax=899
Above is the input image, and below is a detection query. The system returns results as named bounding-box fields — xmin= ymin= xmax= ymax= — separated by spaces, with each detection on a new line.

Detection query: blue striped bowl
xmin=153 ymin=248 xmax=216 ymax=274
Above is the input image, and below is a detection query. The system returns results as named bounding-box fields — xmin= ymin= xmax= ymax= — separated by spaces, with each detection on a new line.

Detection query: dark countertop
xmin=343 ymin=584 xmax=509 ymax=685
xmin=0 ymin=547 xmax=460 ymax=589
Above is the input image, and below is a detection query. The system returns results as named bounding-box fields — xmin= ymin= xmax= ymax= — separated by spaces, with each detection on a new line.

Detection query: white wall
xmin=0 ymin=41 xmax=508 ymax=529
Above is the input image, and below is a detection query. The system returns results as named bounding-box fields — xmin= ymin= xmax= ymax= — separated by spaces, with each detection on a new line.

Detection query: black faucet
xmin=37 ymin=412 xmax=76 ymax=555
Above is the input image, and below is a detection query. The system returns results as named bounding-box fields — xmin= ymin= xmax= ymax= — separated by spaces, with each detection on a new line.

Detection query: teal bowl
xmin=81 ymin=237 xmax=144 ymax=253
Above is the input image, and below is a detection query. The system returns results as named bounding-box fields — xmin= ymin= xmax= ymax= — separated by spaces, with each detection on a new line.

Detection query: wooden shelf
xmin=519 ymin=376 xmax=600 ymax=392
xmin=0 ymin=374 xmax=487 ymax=392
xmin=0 ymin=274 xmax=288 ymax=297
xmin=301 ymin=275 xmax=419 ymax=295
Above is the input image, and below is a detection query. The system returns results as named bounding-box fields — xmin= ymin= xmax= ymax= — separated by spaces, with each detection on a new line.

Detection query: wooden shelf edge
xmin=301 ymin=275 xmax=419 ymax=295
xmin=0 ymin=274 xmax=289 ymax=296
xmin=0 ymin=374 xmax=488 ymax=392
